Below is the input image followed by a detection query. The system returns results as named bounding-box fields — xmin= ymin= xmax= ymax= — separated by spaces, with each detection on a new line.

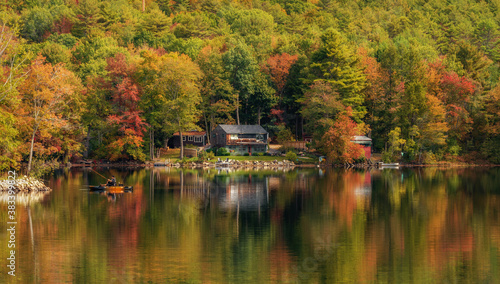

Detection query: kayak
xmin=89 ymin=185 xmax=133 ymax=193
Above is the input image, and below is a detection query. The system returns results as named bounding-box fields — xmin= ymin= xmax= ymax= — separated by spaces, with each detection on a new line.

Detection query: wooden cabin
xmin=167 ymin=131 xmax=207 ymax=148
xmin=212 ymin=125 xmax=269 ymax=155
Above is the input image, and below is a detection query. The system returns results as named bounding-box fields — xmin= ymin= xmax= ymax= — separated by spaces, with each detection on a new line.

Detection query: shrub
xmin=217 ymin=147 xmax=230 ymax=156
xmin=382 ymin=151 xmax=393 ymax=163
xmin=243 ymin=153 xmax=250 ymax=156
xmin=354 ymin=156 xmax=366 ymax=164
xmin=257 ymin=152 xmax=264 ymax=156
xmin=423 ymin=151 xmax=438 ymax=164
xmin=197 ymin=150 xmax=215 ymax=162
xmin=285 ymin=151 xmax=297 ymax=162
xmin=207 ymin=151 xmax=215 ymax=160
xmin=448 ymin=145 xmax=461 ymax=157
xmin=180 ymin=157 xmax=192 ymax=164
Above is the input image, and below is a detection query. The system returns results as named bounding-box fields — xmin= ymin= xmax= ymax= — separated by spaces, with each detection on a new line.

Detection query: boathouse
xmin=351 ymin=136 xmax=372 ymax=159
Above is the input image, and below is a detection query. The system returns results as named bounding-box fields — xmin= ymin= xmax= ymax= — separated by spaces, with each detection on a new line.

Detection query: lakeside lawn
xmin=159 ymin=148 xmax=318 ymax=164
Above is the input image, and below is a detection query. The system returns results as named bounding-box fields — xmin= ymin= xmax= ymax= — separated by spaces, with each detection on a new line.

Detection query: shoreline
xmin=68 ymin=161 xmax=497 ymax=169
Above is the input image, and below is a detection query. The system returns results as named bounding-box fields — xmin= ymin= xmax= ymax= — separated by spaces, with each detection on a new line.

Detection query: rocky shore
xmin=0 ymin=176 xmax=51 ymax=192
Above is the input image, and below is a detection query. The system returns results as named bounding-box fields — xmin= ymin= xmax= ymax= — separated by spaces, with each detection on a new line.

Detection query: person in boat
xmin=106 ymin=176 xmax=116 ymax=186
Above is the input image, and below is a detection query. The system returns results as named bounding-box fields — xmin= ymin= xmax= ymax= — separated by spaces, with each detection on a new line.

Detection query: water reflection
xmin=213 ymin=174 xmax=268 ymax=211
xmin=0 ymin=191 xmax=50 ymax=206
xmin=0 ymin=167 xmax=499 ymax=283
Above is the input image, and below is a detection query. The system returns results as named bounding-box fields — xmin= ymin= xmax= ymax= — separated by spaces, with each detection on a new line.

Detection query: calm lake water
xmin=1 ymin=167 xmax=500 ymax=283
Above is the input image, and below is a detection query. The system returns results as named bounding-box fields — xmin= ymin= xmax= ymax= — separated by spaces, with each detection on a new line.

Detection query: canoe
xmin=89 ymin=185 xmax=133 ymax=193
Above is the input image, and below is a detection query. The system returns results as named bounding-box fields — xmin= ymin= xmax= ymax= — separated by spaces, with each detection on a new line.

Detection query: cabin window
xmin=182 ymin=136 xmax=186 ymax=141
xmin=230 ymin=134 xmax=238 ymax=140
xmin=194 ymin=136 xmax=202 ymax=143
xmin=188 ymin=136 xmax=193 ymax=141
xmin=238 ymin=134 xmax=254 ymax=139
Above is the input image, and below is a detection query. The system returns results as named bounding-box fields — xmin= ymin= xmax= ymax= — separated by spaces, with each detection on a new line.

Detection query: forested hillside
xmin=1 ymin=0 xmax=499 ymax=168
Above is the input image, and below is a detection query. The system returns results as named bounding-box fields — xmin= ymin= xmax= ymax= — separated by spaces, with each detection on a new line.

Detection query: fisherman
xmin=106 ymin=176 xmax=116 ymax=186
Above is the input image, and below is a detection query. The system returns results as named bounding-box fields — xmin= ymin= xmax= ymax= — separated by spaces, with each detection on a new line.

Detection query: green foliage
xmin=276 ymin=125 xmax=293 ymax=144
xmin=309 ymin=28 xmax=367 ymax=121
xmin=300 ymin=81 xmax=343 ymax=144
xmin=216 ymin=147 xmax=230 ymax=156
xmin=72 ymin=34 xmax=127 ymax=80
xmin=71 ymin=0 xmax=102 ymax=38
xmin=46 ymin=33 xmax=78 ymax=48
xmin=285 ymin=151 xmax=297 ymax=162
xmin=197 ymin=150 xmax=215 ymax=162
xmin=0 ymin=110 xmax=19 ymax=170
xmin=386 ymin=127 xmax=406 ymax=163
xmin=423 ymin=151 xmax=438 ymax=165
xmin=27 ymin=158 xmax=60 ymax=178
xmin=228 ymin=9 xmax=275 ymax=37
xmin=37 ymin=41 xmax=71 ymax=65
xmin=21 ymin=6 xmax=54 ymax=42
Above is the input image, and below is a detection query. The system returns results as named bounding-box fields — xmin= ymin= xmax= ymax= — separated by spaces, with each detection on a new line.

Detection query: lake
xmin=1 ymin=167 xmax=500 ymax=283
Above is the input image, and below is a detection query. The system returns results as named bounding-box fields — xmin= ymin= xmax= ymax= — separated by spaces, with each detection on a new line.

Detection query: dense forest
xmin=0 ymin=0 xmax=500 ymax=169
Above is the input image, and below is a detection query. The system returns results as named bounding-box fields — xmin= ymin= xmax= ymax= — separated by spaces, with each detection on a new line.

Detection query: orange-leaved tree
xmin=18 ymin=55 xmax=83 ymax=174
xmin=0 ymin=26 xmax=27 ymax=170
xmin=321 ymin=107 xmax=364 ymax=164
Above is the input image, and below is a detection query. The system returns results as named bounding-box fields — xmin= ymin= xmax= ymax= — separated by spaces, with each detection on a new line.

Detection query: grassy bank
xmin=159 ymin=149 xmax=318 ymax=164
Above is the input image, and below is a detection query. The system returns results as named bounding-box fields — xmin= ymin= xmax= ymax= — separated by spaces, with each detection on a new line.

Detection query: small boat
xmin=89 ymin=185 xmax=133 ymax=193
xmin=378 ymin=162 xmax=400 ymax=169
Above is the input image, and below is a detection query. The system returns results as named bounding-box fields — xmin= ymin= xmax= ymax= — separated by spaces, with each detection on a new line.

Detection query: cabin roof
xmin=217 ymin=124 xmax=268 ymax=134
xmin=173 ymin=131 xmax=206 ymax=136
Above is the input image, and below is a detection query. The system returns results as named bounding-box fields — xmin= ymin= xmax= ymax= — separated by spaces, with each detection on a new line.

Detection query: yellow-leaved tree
xmin=139 ymin=50 xmax=202 ymax=159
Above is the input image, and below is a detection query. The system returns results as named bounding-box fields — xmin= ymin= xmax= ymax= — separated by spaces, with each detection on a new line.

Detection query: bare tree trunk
xmin=301 ymin=115 xmax=304 ymax=141
xmin=149 ymin=128 xmax=155 ymax=160
xmin=204 ymin=113 xmax=210 ymax=145
xmin=257 ymin=107 xmax=261 ymax=125
xmin=210 ymin=113 xmax=215 ymax=144
xmin=27 ymin=124 xmax=39 ymax=175
xmin=84 ymin=126 xmax=91 ymax=159
xmin=295 ymin=115 xmax=299 ymax=141
xmin=236 ymin=94 xmax=240 ymax=125
xmin=178 ymin=119 xmax=184 ymax=159
xmin=142 ymin=0 xmax=145 ymax=11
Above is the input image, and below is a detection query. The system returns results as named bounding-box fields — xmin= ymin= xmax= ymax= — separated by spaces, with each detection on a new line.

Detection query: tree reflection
xmin=0 ymin=167 xmax=499 ymax=282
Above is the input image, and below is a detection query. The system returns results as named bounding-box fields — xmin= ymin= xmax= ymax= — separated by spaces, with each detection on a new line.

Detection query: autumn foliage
xmin=321 ymin=109 xmax=364 ymax=164
xmin=1 ymin=0 xmax=500 ymax=168
xmin=104 ymin=54 xmax=148 ymax=161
